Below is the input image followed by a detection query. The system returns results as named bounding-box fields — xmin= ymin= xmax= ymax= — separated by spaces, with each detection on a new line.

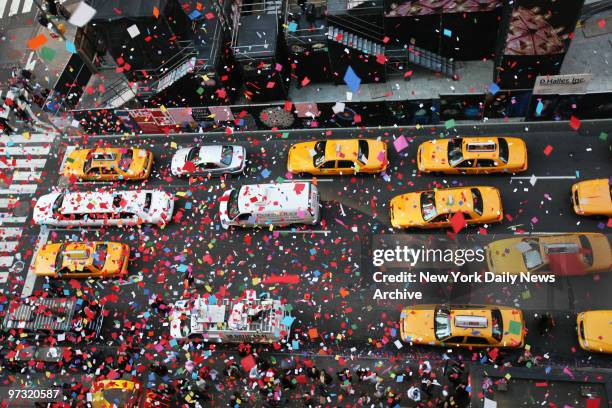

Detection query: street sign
xmin=533 ymin=74 xmax=592 ymax=95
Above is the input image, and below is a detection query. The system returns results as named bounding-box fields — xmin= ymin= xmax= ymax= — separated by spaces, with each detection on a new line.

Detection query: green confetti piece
xmin=196 ymin=87 xmax=204 ymax=95
xmin=40 ymin=46 xmax=56 ymax=61
xmin=281 ymin=132 xmax=289 ymax=139
xmin=275 ymin=176 xmax=286 ymax=183
xmin=600 ymin=132 xmax=608 ymax=141
xmin=444 ymin=119 xmax=455 ymax=129
xmin=509 ymin=320 xmax=522 ymax=335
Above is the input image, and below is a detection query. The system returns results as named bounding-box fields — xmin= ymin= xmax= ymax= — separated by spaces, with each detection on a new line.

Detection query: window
xmin=237 ymin=213 xmax=252 ymax=221
xmin=465 ymin=336 xmax=490 ymax=345
xmin=471 ymin=188 xmax=483 ymax=216
xmin=357 ymin=140 xmax=369 ymax=164
xmin=447 ymin=138 xmax=463 ymax=166
xmin=83 ymin=157 xmax=93 ymax=173
xmin=578 ymin=235 xmax=594 ymax=267
xmin=336 ymin=160 xmax=355 ymax=169
xmin=521 ymin=239 xmax=545 ymax=271
xmin=99 ymin=167 xmax=116 ymax=175
xmin=187 ymin=147 xmax=199 ymax=162
xmin=444 ymin=336 xmax=465 ymax=344
xmin=52 ymin=195 xmax=65 ymax=218
xmin=455 ymin=159 xmax=474 ymax=169
xmin=313 ymin=141 xmax=327 ymax=167
xmin=498 ymin=138 xmax=509 ymax=164
xmin=228 ymin=189 xmax=240 ymax=219
xmin=434 ymin=306 xmax=451 ymax=340
xmin=491 ymin=308 xmax=503 ymax=342
xmin=420 ymin=191 xmax=438 ymax=222
xmin=204 ymin=162 xmax=219 ymax=170
xmin=318 ymin=161 xmax=336 ymax=169
xmin=143 ymin=193 xmax=152 ymax=213
xmin=92 ymin=244 xmax=107 ymax=270
xmin=476 ymin=159 xmax=496 ymax=168
xmin=220 ymin=146 xmax=233 ymax=166
xmin=466 ymin=143 xmax=496 ymax=152
xmin=431 ymin=213 xmax=451 ymax=223
xmin=112 ymin=195 xmax=123 ymax=208
xmin=54 ymin=244 xmax=66 ymax=272
xmin=117 ymin=149 xmax=133 ymax=172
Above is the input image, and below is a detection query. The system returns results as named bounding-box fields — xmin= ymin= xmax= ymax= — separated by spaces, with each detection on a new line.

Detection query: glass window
xmin=447 ymin=138 xmax=463 ymax=166
xmin=117 ymin=149 xmax=134 ymax=172
xmin=471 ymin=188 xmax=483 ymax=216
xmin=434 ymin=306 xmax=451 ymax=340
xmin=187 ymin=147 xmax=199 ymax=162
xmin=318 ymin=161 xmax=336 ymax=169
xmin=337 ymin=160 xmax=355 ymax=169
xmin=92 ymin=244 xmax=107 ymax=270
xmin=52 ymin=195 xmax=65 ymax=217
xmin=444 ymin=336 xmax=465 ymax=344
xmin=578 ymin=235 xmax=594 ymax=266
xmin=220 ymin=146 xmax=233 ymax=166
xmin=466 ymin=336 xmax=490 ymax=345
xmin=357 ymin=140 xmax=369 ymax=164
xmin=455 ymin=159 xmax=474 ymax=169
xmin=420 ymin=191 xmax=438 ymax=222
xmin=228 ymin=189 xmax=240 ymax=219
xmin=498 ymin=138 xmax=509 ymax=164
xmin=476 ymin=159 xmax=496 ymax=168
xmin=238 ymin=213 xmax=252 ymax=221
xmin=54 ymin=244 xmax=66 ymax=272
xmin=313 ymin=141 xmax=327 ymax=168
xmin=521 ymin=239 xmax=545 ymax=270
xmin=491 ymin=308 xmax=503 ymax=342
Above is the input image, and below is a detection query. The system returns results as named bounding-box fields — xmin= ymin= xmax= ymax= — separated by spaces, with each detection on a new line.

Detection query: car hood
xmin=486 ymin=238 xmax=528 ymax=274
xmin=33 ymin=192 xmax=61 ymax=222
xmin=576 ymin=179 xmax=611 ymax=213
xmin=401 ymin=308 xmax=436 ymax=344
xmin=171 ymin=148 xmax=192 ymax=174
xmin=419 ymin=140 xmax=449 ymax=170
xmin=287 ymin=143 xmax=316 ymax=172
xmin=581 ymin=311 xmax=612 ymax=353
xmin=390 ymin=193 xmax=423 ymax=228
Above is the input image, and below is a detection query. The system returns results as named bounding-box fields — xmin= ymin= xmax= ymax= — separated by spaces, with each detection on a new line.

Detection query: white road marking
xmin=21 ymin=0 xmax=33 ymax=14
xmin=0 ymin=158 xmax=47 ymax=169
xmin=0 ymin=184 xmax=37 ymax=194
xmin=0 ymin=198 xmax=18 ymax=208
xmin=0 ymin=216 xmax=27 ymax=224
xmin=0 ymin=255 xmax=14 ymax=268
xmin=0 ymin=0 xmax=8 ymax=18
xmin=0 ymin=145 xmax=51 ymax=155
xmin=0 ymin=133 xmax=56 ymax=144
xmin=0 ymin=241 xmax=19 ymax=252
xmin=0 ymin=227 xmax=22 ymax=239
xmin=511 ymin=176 xmax=577 ymax=180
xmin=8 ymin=0 xmax=21 ymax=16
xmin=22 ymin=227 xmax=49 ymax=297
xmin=0 ymin=272 xmax=7 ymax=284
xmin=11 ymin=170 xmax=42 ymax=181
xmin=283 ymin=230 xmax=331 ymax=234
xmin=290 ymin=178 xmax=334 ymax=182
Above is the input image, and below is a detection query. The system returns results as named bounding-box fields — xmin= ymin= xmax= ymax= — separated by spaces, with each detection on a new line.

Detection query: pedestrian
xmin=0 ymin=108 xmax=12 ymax=135
xmin=407 ymin=385 xmax=421 ymax=402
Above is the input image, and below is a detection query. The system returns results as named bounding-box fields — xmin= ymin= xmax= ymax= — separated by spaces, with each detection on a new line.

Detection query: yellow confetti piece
xmin=207 ymin=243 xmax=214 ymax=249
xmin=205 ymin=284 xmax=212 ymax=292
xmin=160 ymin=105 xmax=167 ymax=112
xmin=252 ymin=277 xmax=260 ymax=285
xmin=171 ymin=141 xmax=177 ymax=149
xmin=504 ymin=373 xmax=512 ymax=380
xmin=525 ymin=344 xmax=531 ymax=351
xmin=23 ymin=132 xmax=30 ymax=140
xmin=176 ymin=191 xmax=187 ymax=197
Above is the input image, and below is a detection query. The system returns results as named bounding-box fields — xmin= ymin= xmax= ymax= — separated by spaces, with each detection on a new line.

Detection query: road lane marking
xmin=0 ymin=256 xmax=14 ymax=268
xmin=58 ymin=146 xmax=76 ymax=173
xmin=11 ymin=170 xmax=42 ymax=181
xmin=0 ymin=158 xmax=47 ymax=169
xmin=8 ymin=0 xmax=21 ymax=16
xmin=283 ymin=230 xmax=331 ymax=234
xmin=0 ymin=145 xmax=51 ymax=155
xmin=0 ymin=241 xmax=19 ymax=252
xmin=0 ymin=133 xmax=56 ymax=144
xmin=0 ymin=198 xmax=18 ymax=208
xmin=291 ymin=178 xmax=334 ymax=182
xmin=22 ymin=227 xmax=49 ymax=297
xmin=0 ymin=184 xmax=38 ymax=194
xmin=0 ymin=215 xmax=27 ymax=224
xmin=0 ymin=0 xmax=8 ymax=18
xmin=0 ymin=227 xmax=22 ymax=239
xmin=511 ymin=176 xmax=577 ymax=180
xmin=21 ymin=0 xmax=33 ymax=14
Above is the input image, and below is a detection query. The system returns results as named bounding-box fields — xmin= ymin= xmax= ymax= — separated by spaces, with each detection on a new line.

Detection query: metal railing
xmin=326 ymin=12 xmax=384 ymax=42
xmin=284 ymin=0 xmax=328 ymax=45
xmin=230 ymin=0 xmax=282 ymax=51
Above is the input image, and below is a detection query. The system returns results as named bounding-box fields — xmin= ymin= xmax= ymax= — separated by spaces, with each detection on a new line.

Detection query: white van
xmin=219 ymin=182 xmax=320 ymax=229
xmin=33 ymin=190 xmax=174 ymax=227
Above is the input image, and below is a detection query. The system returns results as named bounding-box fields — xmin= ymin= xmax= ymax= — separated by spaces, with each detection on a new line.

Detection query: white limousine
xmin=33 ymin=190 xmax=174 ymax=227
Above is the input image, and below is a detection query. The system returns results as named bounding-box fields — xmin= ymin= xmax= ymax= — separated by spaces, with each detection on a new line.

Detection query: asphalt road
xmin=0 ymin=123 xmax=603 ymax=373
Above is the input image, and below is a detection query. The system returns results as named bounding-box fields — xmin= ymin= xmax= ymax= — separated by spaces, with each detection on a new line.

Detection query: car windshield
xmin=54 ymin=244 xmax=66 ymax=271
xmin=491 ymin=308 xmax=503 ymax=341
xmin=117 ymin=149 xmax=134 ymax=172
xmin=227 ymin=189 xmax=240 ymax=219
xmin=498 ymin=138 xmax=509 ymax=164
xmin=471 ymin=188 xmax=483 ymax=216
xmin=434 ymin=306 xmax=451 ymax=340
xmin=313 ymin=141 xmax=327 ymax=168
xmin=521 ymin=239 xmax=545 ymax=270
xmin=448 ymin=138 xmax=463 ymax=166
xmin=357 ymin=140 xmax=369 ymax=164
xmin=420 ymin=191 xmax=438 ymax=222
xmin=92 ymin=244 xmax=107 ymax=270
xmin=220 ymin=146 xmax=234 ymax=166
xmin=187 ymin=147 xmax=199 ymax=162
xmin=52 ymin=194 xmax=65 ymax=217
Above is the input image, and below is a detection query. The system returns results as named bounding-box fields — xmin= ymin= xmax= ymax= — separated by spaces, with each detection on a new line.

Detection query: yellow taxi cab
xmin=417 ymin=137 xmax=527 ymax=174
xmin=486 ymin=233 xmax=612 ymax=275
xmin=390 ymin=186 xmax=503 ymax=229
xmin=287 ymin=139 xmax=388 ymax=175
xmin=577 ymin=310 xmax=612 ymax=354
xmin=33 ymin=241 xmax=129 ymax=278
xmin=571 ymin=178 xmax=612 ymax=216
xmin=400 ymin=304 xmax=525 ymax=348
xmin=63 ymin=147 xmax=153 ymax=181
xmin=90 ymin=379 xmax=170 ymax=408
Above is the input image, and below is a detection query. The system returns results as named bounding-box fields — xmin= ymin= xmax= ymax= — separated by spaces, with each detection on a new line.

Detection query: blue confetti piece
xmin=177 ymin=264 xmax=188 ymax=273
xmin=184 ymin=202 xmax=192 ymax=210
xmin=396 ymin=375 xmax=404 ymax=382
xmin=169 ymin=339 xmax=178 ymax=348
xmin=536 ymin=100 xmax=544 ymax=116
xmin=261 ymin=168 xmax=271 ymax=178
xmin=282 ymin=315 xmax=295 ymax=327
xmin=545 ymin=366 xmax=552 ymax=374
xmin=598 ymin=222 xmax=605 ymax=229
xmin=288 ymin=22 xmax=298 ymax=32
xmin=309 ymin=248 xmax=317 ymax=255
xmin=188 ymin=10 xmax=202 ymax=20
xmin=443 ymin=28 xmax=452 ymax=37
xmin=488 ymin=83 xmax=500 ymax=95
xmin=343 ymin=66 xmax=361 ymax=93
xmin=209 ymin=295 xmax=217 ymax=305
xmin=292 ymin=340 xmax=299 ymax=349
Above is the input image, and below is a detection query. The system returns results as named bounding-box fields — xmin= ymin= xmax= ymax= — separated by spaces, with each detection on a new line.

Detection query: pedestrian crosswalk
xmin=0 ymin=0 xmax=67 ymax=19
xmin=0 ymin=132 xmax=55 ymax=284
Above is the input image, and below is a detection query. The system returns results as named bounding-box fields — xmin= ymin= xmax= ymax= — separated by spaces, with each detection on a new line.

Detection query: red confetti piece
xmin=569 ymin=115 xmax=580 ymax=130
xmin=263 ymin=274 xmax=300 ymax=284
xmin=543 ymin=145 xmax=553 ymax=156
xmin=450 ymin=212 xmax=466 ymax=234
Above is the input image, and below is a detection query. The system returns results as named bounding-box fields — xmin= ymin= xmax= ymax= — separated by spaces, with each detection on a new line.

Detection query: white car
xmin=33 ymin=190 xmax=174 ymax=227
xmin=171 ymin=145 xmax=246 ymax=176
